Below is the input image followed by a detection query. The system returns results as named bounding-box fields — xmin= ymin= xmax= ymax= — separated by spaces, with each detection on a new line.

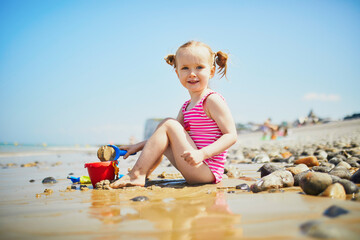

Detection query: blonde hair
xmin=164 ymin=41 xmax=228 ymax=79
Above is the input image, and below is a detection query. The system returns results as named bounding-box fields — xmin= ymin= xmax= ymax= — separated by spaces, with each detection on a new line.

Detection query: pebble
xmin=350 ymin=168 xmax=360 ymax=183
xmin=314 ymin=150 xmax=328 ymax=160
xmin=95 ymin=180 xmax=113 ymax=190
xmin=130 ymin=196 xmax=149 ymax=202
xmin=29 ymin=179 xmax=35 ymax=183
xmin=328 ymin=157 xmax=342 ymax=165
xmin=42 ymin=177 xmax=57 ymax=184
xmin=286 ymin=164 xmax=309 ymax=176
xmin=235 ymin=183 xmax=250 ymax=191
xmin=251 ymin=170 xmax=294 ymax=193
xmin=345 ymin=157 xmax=360 ymax=168
xmin=299 ymin=172 xmax=332 ymax=195
xmin=319 ymin=183 xmax=346 ymax=200
xmin=80 ymin=185 xmax=89 ymax=191
xmin=329 ymin=166 xmax=351 ymax=180
xmin=300 ymin=221 xmax=358 ymax=239
xmin=293 ymin=170 xmax=310 ymax=186
xmin=311 ymin=166 xmax=332 ymax=173
xmin=43 ymin=189 xmax=53 ymax=195
xmin=336 ymin=179 xmax=359 ymax=194
xmin=257 ymin=163 xmax=281 ymax=178
xmin=336 ymin=161 xmax=351 ymax=169
xmin=323 ymin=205 xmax=349 ymax=218
xmin=252 ymin=153 xmax=270 ymax=163
xmin=294 ymin=156 xmax=319 ymax=167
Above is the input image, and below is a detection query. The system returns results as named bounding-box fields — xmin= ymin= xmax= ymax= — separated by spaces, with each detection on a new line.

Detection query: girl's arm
xmin=201 ymin=94 xmax=237 ymax=158
xmin=182 ymin=94 xmax=237 ymax=166
xmin=176 ymin=107 xmax=184 ymax=126
xmin=121 ymin=141 xmax=146 ymax=159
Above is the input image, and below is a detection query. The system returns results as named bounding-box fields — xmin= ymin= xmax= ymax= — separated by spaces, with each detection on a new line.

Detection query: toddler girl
xmin=107 ymin=40 xmax=237 ymax=188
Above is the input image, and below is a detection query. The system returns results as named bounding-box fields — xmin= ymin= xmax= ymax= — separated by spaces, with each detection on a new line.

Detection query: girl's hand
xmin=119 ymin=145 xmax=138 ymax=159
xmin=181 ymin=150 xmax=206 ymax=166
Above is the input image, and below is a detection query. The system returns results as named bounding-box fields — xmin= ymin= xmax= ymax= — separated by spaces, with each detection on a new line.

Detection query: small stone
xmin=314 ymin=150 xmax=327 ymax=160
xmin=235 ymin=183 xmax=250 ymax=191
xmin=329 ymin=166 xmax=351 ymax=180
xmin=252 ymin=153 xmax=270 ymax=163
xmin=336 ymin=179 xmax=359 ymax=194
xmin=43 ymin=189 xmax=53 ymax=195
xmin=293 ymin=170 xmax=310 ymax=186
xmin=286 ymin=164 xmax=309 ymax=176
xmin=350 ymin=168 xmax=360 ymax=183
xmin=250 ymin=170 xmax=294 ymax=193
xmin=71 ymin=185 xmax=77 ymax=190
xmin=130 ymin=196 xmax=149 ymax=202
xmin=299 ymin=172 xmax=332 ymax=195
xmin=345 ymin=158 xmax=360 ymax=168
xmin=319 ymin=183 xmax=346 ymax=200
xmin=294 ymin=156 xmax=319 ymax=167
xmin=312 ymin=166 xmax=332 ymax=173
xmin=300 ymin=221 xmax=358 ymax=239
xmin=329 ymin=157 xmax=342 ymax=165
xmin=336 ymin=161 xmax=351 ymax=169
xmin=227 ymin=191 xmax=235 ymax=194
xmin=29 ymin=179 xmax=35 ymax=183
xmin=323 ymin=205 xmax=349 ymax=218
xmin=42 ymin=177 xmax=57 ymax=184
xmin=257 ymin=163 xmax=281 ymax=178
xmin=36 ymin=194 xmax=41 ymax=198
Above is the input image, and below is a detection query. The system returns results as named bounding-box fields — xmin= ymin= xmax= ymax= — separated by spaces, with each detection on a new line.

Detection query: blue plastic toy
xmin=107 ymin=144 xmax=136 ymax=160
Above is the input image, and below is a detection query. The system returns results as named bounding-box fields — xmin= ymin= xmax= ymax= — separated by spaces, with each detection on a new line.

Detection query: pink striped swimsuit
xmin=182 ymin=91 xmax=228 ymax=183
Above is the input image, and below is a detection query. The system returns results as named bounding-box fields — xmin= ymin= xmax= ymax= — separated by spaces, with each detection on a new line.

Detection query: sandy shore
xmin=0 ymin=120 xmax=359 ymax=239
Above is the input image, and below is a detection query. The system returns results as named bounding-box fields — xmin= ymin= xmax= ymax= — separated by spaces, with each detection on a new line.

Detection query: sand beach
xmin=0 ymin=119 xmax=360 ymax=239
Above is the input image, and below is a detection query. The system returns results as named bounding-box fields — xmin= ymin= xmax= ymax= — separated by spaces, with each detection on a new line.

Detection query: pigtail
xmin=164 ymin=54 xmax=176 ymax=67
xmin=215 ymin=51 xmax=228 ymax=79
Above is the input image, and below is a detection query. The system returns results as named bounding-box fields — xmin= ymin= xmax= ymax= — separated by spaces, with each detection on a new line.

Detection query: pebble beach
xmin=0 ymin=119 xmax=360 ymax=239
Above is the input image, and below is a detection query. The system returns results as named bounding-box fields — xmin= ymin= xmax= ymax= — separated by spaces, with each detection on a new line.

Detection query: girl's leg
xmin=110 ymin=118 xmax=214 ymax=188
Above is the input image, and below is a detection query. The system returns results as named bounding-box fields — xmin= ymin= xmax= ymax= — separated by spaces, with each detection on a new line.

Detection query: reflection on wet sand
xmin=89 ymin=182 xmax=242 ymax=239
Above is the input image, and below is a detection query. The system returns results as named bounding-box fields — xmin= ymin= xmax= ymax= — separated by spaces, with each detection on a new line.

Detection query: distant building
xmin=144 ymin=118 xmax=164 ymax=139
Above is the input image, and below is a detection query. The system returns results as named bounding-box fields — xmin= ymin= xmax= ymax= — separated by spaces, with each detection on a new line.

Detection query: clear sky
xmin=0 ymin=0 xmax=359 ymax=145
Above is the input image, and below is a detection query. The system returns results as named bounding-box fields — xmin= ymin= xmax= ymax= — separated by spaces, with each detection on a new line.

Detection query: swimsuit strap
xmin=199 ymin=91 xmax=217 ymax=106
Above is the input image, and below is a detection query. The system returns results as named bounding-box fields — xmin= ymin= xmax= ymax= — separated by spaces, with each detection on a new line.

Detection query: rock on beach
xmin=294 ymin=156 xmax=319 ymax=167
xmin=319 ymin=183 xmax=346 ymax=200
xmin=251 ymin=170 xmax=294 ymax=193
xmin=299 ymin=172 xmax=332 ymax=195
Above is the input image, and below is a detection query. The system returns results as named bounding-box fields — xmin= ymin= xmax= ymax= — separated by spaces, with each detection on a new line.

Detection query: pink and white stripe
xmin=182 ymin=91 xmax=228 ymax=183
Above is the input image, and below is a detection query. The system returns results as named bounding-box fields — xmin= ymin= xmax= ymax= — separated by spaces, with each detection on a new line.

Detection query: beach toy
xmin=97 ymin=145 xmax=136 ymax=161
xmin=85 ymin=161 xmax=116 ymax=188
xmin=67 ymin=176 xmax=91 ymax=184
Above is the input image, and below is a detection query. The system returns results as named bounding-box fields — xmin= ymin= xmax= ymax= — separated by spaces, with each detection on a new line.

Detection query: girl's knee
xmin=158 ymin=118 xmax=181 ymax=129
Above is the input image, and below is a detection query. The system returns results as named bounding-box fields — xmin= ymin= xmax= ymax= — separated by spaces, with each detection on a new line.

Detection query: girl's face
xmin=175 ymin=46 xmax=215 ymax=95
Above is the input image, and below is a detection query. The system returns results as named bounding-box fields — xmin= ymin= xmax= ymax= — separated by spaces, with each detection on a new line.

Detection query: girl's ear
xmin=210 ymin=65 xmax=216 ymax=78
xmin=175 ymin=68 xmax=179 ymax=78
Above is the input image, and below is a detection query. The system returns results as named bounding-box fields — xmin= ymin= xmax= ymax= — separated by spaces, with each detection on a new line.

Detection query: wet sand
xmin=1 ymin=120 xmax=360 ymax=239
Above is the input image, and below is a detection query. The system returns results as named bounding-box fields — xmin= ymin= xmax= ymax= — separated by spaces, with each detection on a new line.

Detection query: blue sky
xmin=0 ymin=0 xmax=359 ymax=145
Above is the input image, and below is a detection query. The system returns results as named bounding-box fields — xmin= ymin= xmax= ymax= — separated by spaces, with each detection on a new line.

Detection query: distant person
xmin=98 ymin=41 xmax=237 ymax=188
xmin=262 ymin=118 xmax=279 ymax=140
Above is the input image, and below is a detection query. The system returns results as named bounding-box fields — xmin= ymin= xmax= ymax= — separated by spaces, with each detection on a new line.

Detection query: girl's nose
xmin=189 ymin=71 xmax=196 ymax=78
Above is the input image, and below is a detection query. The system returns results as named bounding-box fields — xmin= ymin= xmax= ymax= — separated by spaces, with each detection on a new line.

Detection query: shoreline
xmin=0 ymin=119 xmax=359 ymax=239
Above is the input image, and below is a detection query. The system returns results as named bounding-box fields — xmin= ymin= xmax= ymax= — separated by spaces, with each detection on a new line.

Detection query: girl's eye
xmin=196 ymin=66 xmax=204 ymax=69
xmin=181 ymin=67 xmax=188 ymax=70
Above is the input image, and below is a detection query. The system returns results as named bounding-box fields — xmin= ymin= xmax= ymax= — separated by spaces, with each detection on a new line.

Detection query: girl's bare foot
xmin=110 ymin=174 xmax=146 ymax=188
xmin=97 ymin=146 xmax=116 ymax=161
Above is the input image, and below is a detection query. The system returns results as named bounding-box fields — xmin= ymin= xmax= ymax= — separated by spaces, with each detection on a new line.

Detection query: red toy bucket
xmin=84 ymin=161 xmax=115 ymax=188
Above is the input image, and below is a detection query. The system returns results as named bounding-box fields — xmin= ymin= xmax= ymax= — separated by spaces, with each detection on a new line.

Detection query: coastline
xmin=0 ymin=119 xmax=359 ymax=239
